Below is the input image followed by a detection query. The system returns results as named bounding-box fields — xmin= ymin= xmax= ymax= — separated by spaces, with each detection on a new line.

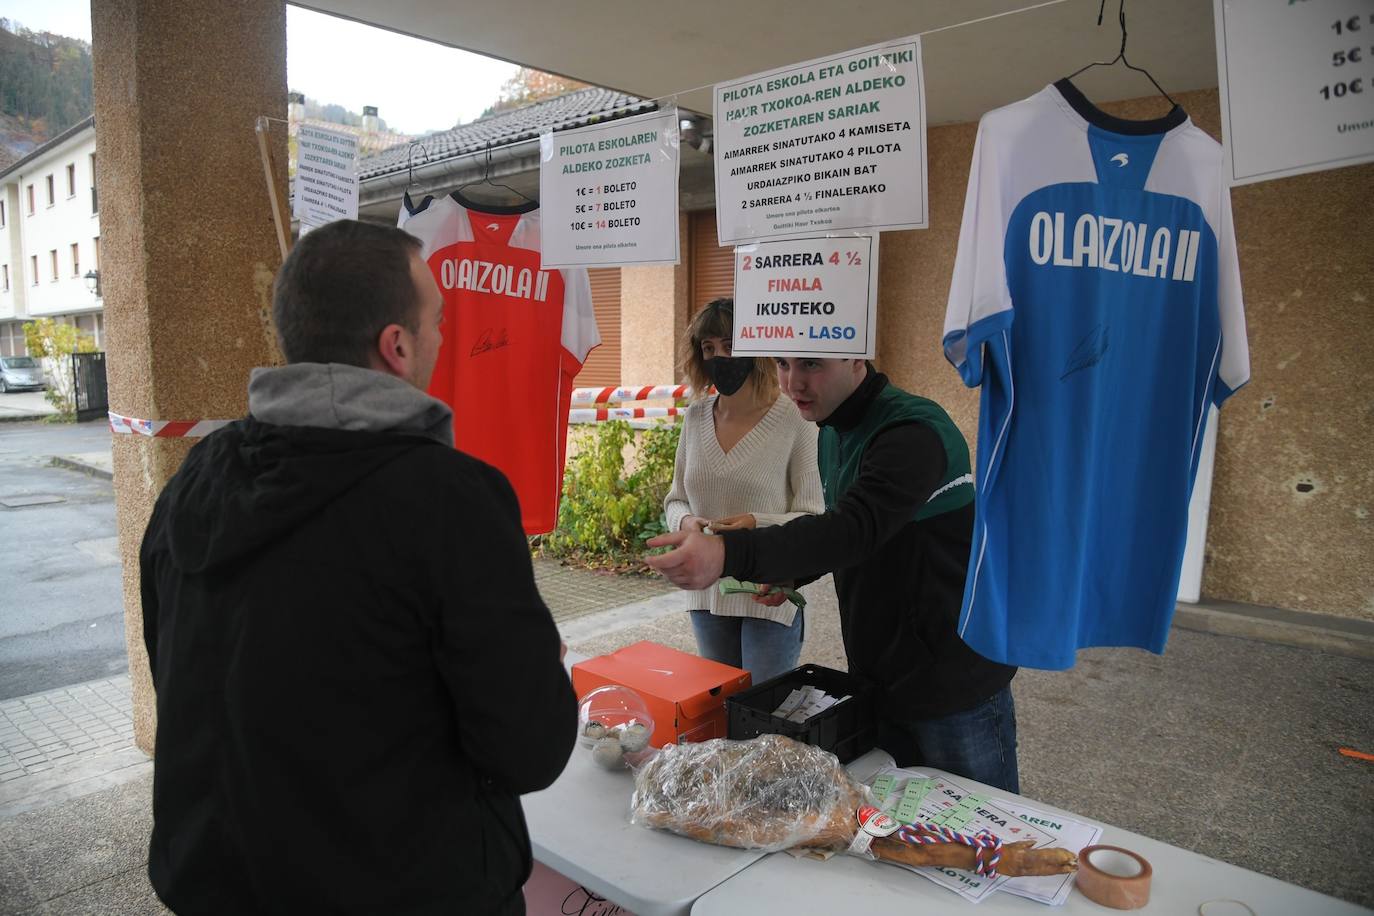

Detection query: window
xmin=0 ymin=199 xmax=5 ymax=226
xmin=93 ymin=236 xmax=100 ymax=269
xmin=0 ymin=323 xmax=28 ymax=358
xmin=2 ymin=265 xmax=8 ymax=292
xmin=71 ymin=243 xmax=80 ymax=277
xmin=46 ymin=175 xmax=54 ymax=206
xmin=27 ymin=184 xmax=35 ymax=215
xmin=90 ymin=153 xmax=98 ymax=214
xmin=30 ymin=255 xmax=38 ymax=285
xmin=50 ymin=250 xmax=58 ymax=282
xmin=67 ymin=164 xmax=76 ymax=197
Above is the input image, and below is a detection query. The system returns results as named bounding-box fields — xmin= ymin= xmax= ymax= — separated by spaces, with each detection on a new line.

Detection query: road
xmin=0 ymin=418 xmax=127 ymax=699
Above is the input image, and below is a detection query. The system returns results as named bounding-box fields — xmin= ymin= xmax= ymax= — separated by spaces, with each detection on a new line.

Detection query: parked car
xmin=0 ymin=356 xmax=47 ymax=392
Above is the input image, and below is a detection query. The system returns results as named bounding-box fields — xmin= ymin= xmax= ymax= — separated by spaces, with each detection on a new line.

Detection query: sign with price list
xmin=1215 ymin=0 xmax=1374 ymax=185
xmin=713 ymin=35 xmax=928 ymax=244
xmin=731 ymin=234 xmax=880 ymax=358
xmin=539 ymin=109 xmax=680 ymax=268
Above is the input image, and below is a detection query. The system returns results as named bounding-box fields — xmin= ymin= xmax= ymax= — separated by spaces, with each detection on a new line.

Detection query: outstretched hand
xmin=645 ymin=531 xmax=726 ymax=591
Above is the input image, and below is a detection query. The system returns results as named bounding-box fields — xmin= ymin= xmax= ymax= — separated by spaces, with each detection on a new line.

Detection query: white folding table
xmin=691 ymin=765 xmax=1369 ymax=915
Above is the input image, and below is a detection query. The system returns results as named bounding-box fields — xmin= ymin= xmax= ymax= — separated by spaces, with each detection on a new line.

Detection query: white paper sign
xmin=713 ymin=35 xmax=928 ymax=244
xmin=1215 ymin=0 xmax=1374 ymax=185
xmin=539 ymin=109 xmax=680 ymax=268
xmin=293 ymin=124 xmax=359 ymax=226
xmin=871 ymin=768 xmax=1102 ymax=907
xmin=731 ymin=235 xmax=879 ymax=358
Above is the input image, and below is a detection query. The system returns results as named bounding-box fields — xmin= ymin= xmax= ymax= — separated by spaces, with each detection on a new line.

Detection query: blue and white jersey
xmin=943 ymin=80 xmax=1249 ymax=670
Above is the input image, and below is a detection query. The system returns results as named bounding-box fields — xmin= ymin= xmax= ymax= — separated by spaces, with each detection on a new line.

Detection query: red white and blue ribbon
xmin=108 ymin=411 xmax=232 ymax=438
xmin=110 ymin=383 xmax=697 ymax=436
xmin=896 ymin=823 xmax=1005 ymax=878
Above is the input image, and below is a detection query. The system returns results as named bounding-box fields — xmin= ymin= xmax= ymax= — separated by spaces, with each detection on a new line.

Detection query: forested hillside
xmin=0 ymin=19 xmax=93 ymax=160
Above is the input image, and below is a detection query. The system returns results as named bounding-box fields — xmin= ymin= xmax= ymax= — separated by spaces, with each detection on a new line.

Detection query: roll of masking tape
xmin=1076 ymin=845 xmax=1153 ymax=910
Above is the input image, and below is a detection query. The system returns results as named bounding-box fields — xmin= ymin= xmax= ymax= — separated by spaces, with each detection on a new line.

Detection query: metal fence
xmin=73 ymin=351 xmax=108 ymax=423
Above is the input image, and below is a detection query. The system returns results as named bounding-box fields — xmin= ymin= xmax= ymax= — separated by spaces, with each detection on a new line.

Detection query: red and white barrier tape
xmin=569 ymin=384 xmax=699 ymax=406
xmin=569 ymin=407 xmax=681 ymax=424
xmin=108 ymin=411 xmax=233 ymax=438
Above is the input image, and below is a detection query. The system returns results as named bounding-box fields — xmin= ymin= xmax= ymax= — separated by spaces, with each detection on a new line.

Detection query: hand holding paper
xmin=720 ymin=576 xmax=805 ymax=610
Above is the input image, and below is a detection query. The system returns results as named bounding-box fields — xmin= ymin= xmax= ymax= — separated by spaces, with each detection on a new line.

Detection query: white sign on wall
xmin=539 ymin=109 xmax=680 ymax=268
xmin=1215 ymin=0 xmax=1374 ymax=185
xmin=713 ymin=35 xmax=928 ymax=244
xmin=731 ymin=235 xmax=879 ymax=358
xmin=293 ymin=124 xmax=359 ymax=226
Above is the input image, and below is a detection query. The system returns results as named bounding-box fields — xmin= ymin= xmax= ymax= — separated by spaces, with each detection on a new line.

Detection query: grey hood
xmin=248 ymin=363 xmax=453 ymax=447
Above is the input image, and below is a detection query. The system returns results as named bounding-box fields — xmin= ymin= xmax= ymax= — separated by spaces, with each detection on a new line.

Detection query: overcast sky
xmin=1 ymin=0 xmax=520 ymax=134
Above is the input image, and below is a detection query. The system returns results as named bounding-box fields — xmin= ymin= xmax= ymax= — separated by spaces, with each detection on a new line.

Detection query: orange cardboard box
xmin=571 ymin=641 xmax=751 ymax=748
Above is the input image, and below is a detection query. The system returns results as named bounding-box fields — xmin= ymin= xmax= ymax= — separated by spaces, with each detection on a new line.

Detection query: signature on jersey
xmin=1060 ymin=325 xmax=1109 ymax=381
xmin=471 ymin=328 xmax=510 ymax=357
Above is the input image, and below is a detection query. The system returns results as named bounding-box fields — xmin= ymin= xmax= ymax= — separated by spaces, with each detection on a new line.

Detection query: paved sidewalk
xmin=0 ymin=679 xmax=134 ymax=785
xmin=533 ymin=558 xmax=670 ymax=623
xmin=0 ymin=392 xmax=55 ymax=423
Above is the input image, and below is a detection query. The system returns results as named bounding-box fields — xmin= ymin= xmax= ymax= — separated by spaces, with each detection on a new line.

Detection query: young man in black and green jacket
xmin=648 ymin=357 xmax=1019 ymax=792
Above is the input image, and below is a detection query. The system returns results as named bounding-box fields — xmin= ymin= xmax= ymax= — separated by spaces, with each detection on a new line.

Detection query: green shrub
xmin=22 ymin=318 xmax=96 ymax=422
xmin=537 ymin=419 xmax=680 ymax=571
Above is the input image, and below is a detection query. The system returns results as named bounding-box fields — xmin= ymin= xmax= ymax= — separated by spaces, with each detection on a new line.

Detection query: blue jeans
xmin=689 ymin=609 xmax=805 ymax=684
xmin=878 ymin=685 xmax=1020 ymax=794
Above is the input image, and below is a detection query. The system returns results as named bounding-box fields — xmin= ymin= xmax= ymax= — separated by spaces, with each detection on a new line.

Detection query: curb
xmin=1174 ymin=599 xmax=1374 ymax=661
xmin=0 ymin=746 xmax=151 ymax=819
xmin=0 ymin=412 xmax=58 ymax=424
xmin=49 ymin=455 xmax=114 ymax=480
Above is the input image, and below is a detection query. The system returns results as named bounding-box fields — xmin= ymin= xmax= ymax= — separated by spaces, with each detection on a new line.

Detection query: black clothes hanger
xmin=1065 ymin=0 xmax=1177 ymax=107
xmin=454 ymin=143 xmax=536 ymax=207
xmin=402 ymin=139 xmax=430 ymax=214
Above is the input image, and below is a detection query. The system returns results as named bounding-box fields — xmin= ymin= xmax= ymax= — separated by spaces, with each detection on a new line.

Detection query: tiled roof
xmin=358 ymin=86 xmax=655 ymax=181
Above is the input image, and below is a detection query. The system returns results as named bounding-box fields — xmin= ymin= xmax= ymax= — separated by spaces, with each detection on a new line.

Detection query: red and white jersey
xmin=400 ymin=193 xmax=599 ymax=534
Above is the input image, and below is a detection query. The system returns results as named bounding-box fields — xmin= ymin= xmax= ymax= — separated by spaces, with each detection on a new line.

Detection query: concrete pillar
xmin=92 ymin=0 xmax=287 ymax=754
xmin=620 ymin=212 xmax=691 ymax=384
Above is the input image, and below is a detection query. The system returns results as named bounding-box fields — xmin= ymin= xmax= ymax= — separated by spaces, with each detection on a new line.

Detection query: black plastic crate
xmin=726 ymin=664 xmax=877 ymax=763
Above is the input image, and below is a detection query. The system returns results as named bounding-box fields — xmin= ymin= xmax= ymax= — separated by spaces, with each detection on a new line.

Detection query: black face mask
xmin=703 ymin=356 xmax=754 ymax=396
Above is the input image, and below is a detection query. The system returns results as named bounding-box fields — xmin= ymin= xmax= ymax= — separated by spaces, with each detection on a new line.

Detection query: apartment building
xmin=0 ymin=116 xmax=104 ymax=357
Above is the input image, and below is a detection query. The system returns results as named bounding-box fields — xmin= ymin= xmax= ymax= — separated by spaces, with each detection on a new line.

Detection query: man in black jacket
xmin=647 ymin=357 xmax=1019 ymax=792
xmin=140 ymin=220 xmax=576 ymax=915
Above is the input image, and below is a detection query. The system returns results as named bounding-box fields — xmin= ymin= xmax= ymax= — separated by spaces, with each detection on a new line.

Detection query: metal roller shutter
xmin=573 ymin=267 xmax=622 ymax=386
xmin=690 ymin=211 xmax=734 ymax=317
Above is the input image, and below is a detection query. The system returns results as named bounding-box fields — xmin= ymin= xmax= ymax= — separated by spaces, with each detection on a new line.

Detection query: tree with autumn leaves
xmin=474 ymin=67 xmax=589 ymax=121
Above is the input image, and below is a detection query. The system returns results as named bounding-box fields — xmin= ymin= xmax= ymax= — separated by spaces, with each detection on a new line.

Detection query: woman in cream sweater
xmin=663 ymin=299 xmax=824 ymax=682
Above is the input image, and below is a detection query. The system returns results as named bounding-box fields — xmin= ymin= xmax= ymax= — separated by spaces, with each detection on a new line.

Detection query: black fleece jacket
xmin=721 ymin=371 xmax=1015 ymax=719
xmin=140 ymin=417 xmax=575 ymax=916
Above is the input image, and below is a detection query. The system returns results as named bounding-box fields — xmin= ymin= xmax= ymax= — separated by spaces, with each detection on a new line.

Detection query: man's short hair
xmin=272 ymin=220 xmax=424 ymax=366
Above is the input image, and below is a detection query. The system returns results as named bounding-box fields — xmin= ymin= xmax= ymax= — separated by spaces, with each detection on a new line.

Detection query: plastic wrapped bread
xmin=630 ymin=734 xmax=865 ymax=852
